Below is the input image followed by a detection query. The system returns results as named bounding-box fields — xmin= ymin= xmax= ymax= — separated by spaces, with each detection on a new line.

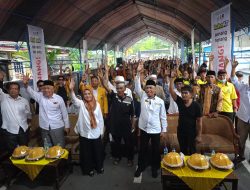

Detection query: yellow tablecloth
xmin=10 ymin=149 xmax=69 ymax=181
xmin=161 ymin=156 xmax=233 ymax=190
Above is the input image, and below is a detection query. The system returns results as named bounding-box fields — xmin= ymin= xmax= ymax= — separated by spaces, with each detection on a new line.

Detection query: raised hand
xmin=232 ymin=56 xmax=239 ymax=68
xmin=22 ymin=73 xmax=30 ymax=87
xmin=224 ymin=57 xmax=229 ymax=69
xmin=170 ymin=69 xmax=177 ymax=78
xmin=209 ymin=53 xmax=214 ymax=62
xmin=137 ymin=61 xmax=144 ymax=73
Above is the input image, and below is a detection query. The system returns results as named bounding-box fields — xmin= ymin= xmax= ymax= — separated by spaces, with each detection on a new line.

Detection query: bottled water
xmin=44 ymin=137 xmax=49 ymax=151
xmin=164 ymin=147 xmax=168 ymax=155
xmin=211 ymin=149 xmax=215 ymax=156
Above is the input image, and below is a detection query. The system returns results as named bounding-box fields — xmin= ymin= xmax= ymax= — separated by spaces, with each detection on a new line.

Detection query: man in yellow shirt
xmin=216 ymin=69 xmax=238 ymax=122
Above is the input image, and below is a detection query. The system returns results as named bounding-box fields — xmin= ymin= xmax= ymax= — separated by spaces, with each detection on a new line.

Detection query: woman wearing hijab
xmin=69 ymin=78 xmax=104 ymax=177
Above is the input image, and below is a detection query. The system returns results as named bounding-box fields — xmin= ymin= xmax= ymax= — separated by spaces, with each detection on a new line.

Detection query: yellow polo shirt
xmin=216 ymin=81 xmax=237 ymax=113
xmin=196 ymin=79 xmax=207 ymax=85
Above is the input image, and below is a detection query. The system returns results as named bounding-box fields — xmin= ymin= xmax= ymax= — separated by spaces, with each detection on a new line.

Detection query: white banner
xmin=27 ymin=25 xmax=48 ymax=90
xmin=211 ymin=4 xmax=231 ymax=74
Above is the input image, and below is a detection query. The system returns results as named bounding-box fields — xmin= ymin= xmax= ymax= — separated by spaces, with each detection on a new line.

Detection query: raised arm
xmin=224 ymin=57 xmax=230 ymax=71
xmin=99 ymin=64 xmax=112 ymax=94
xmin=208 ymin=53 xmax=214 ymax=71
xmin=22 ymin=74 xmax=41 ymax=102
xmin=69 ymin=78 xmax=82 ymax=107
xmin=169 ymin=70 xmax=177 ymax=101
xmin=231 ymin=56 xmax=239 ymax=79
xmin=134 ymin=61 xmax=144 ymax=97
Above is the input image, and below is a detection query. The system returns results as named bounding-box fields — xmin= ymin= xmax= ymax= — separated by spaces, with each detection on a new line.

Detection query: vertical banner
xmin=191 ymin=28 xmax=195 ymax=65
xmin=211 ymin=3 xmax=231 ymax=74
xmin=27 ymin=25 xmax=48 ymax=90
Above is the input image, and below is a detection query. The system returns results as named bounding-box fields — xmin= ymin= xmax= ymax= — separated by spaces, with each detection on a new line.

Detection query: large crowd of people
xmin=0 ymin=55 xmax=249 ymax=180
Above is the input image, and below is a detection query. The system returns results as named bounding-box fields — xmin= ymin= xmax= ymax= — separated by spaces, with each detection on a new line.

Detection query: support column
xmin=181 ymin=38 xmax=185 ymax=64
xmin=82 ymin=39 xmax=88 ymax=71
xmin=104 ymin=43 xmax=108 ymax=64
xmin=191 ymin=28 xmax=195 ymax=65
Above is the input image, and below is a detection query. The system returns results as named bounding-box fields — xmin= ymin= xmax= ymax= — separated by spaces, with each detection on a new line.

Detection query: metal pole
xmin=199 ymin=31 xmax=201 ymax=65
xmin=231 ymin=13 xmax=235 ymax=61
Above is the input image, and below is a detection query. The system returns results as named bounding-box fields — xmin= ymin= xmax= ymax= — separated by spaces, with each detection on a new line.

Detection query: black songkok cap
xmin=43 ymin=80 xmax=54 ymax=86
xmin=174 ymin=78 xmax=184 ymax=83
xmin=236 ymin=71 xmax=243 ymax=77
xmin=207 ymin=70 xmax=216 ymax=76
xmin=146 ymin=79 xmax=156 ymax=86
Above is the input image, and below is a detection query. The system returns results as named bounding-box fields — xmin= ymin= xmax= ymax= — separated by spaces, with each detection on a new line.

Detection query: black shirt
xmin=175 ymin=96 xmax=202 ymax=135
xmin=57 ymin=86 xmax=68 ymax=104
xmin=109 ymin=91 xmax=135 ymax=137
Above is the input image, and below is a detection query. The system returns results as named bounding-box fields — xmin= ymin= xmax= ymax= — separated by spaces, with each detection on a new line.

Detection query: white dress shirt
xmin=71 ymin=92 xmax=104 ymax=139
xmin=168 ymin=89 xmax=181 ymax=114
xmin=108 ymin=81 xmax=133 ymax=99
xmin=0 ymin=89 xmax=31 ymax=134
xmin=135 ymin=74 xmax=167 ymax=134
xmin=231 ymin=77 xmax=250 ymax=123
xmin=27 ymin=86 xmax=69 ymax=130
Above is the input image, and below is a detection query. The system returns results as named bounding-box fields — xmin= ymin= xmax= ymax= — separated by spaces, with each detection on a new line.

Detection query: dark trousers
xmin=79 ymin=136 xmax=104 ymax=174
xmin=112 ymin=134 xmax=134 ymax=161
xmin=5 ymin=128 xmax=28 ymax=155
xmin=137 ymin=130 xmax=160 ymax=171
xmin=177 ymin=132 xmax=196 ymax=155
xmin=219 ymin=112 xmax=235 ymax=123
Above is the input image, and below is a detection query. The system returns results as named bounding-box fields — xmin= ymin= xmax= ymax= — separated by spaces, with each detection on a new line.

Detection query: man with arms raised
xmin=23 ymin=75 xmax=69 ymax=147
xmin=134 ymin=61 xmax=167 ymax=179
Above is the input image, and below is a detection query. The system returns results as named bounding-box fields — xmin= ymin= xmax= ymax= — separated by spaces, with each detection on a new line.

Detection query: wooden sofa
xmin=162 ymin=114 xmax=240 ymax=157
xmin=65 ymin=114 xmax=79 ymax=161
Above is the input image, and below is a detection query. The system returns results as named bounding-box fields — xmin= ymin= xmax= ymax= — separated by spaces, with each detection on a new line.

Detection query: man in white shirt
xmin=108 ymin=76 xmax=133 ymax=99
xmin=23 ymin=77 xmax=69 ymax=147
xmin=134 ymin=62 xmax=167 ymax=178
xmin=0 ymin=82 xmax=31 ymax=154
xmin=231 ymin=60 xmax=250 ymax=161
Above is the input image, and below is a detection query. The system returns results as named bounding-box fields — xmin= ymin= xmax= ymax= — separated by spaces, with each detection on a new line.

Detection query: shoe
xmin=134 ymin=168 xmax=142 ymax=177
xmin=127 ymin=160 xmax=133 ymax=167
xmin=88 ymin=170 xmax=94 ymax=177
xmin=97 ymin=168 xmax=104 ymax=174
xmin=152 ymin=169 xmax=158 ymax=178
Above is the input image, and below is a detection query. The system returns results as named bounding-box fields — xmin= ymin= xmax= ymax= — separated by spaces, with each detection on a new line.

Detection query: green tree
xmin=128 ymin=36 xmax=171 ymax=55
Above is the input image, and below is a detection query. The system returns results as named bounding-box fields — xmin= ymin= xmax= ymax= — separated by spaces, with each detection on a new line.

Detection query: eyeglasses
xmin=58 ymin=78 xmax=64 ymax=81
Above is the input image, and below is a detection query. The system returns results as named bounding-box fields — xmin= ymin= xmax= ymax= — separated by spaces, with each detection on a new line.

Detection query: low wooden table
xmin=161 ymin=168 xmax=238 ymax=190
xmin=2 ymin=156 xmax=72 ymax=190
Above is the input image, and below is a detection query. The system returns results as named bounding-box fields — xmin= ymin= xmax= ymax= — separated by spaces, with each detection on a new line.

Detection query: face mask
xmin=218 ymin=79 xmax=226 ymax=83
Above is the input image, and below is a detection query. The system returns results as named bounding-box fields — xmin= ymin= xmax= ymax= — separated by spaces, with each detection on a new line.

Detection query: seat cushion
xmin=197 ymin=134 xmax=235 ymax=153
